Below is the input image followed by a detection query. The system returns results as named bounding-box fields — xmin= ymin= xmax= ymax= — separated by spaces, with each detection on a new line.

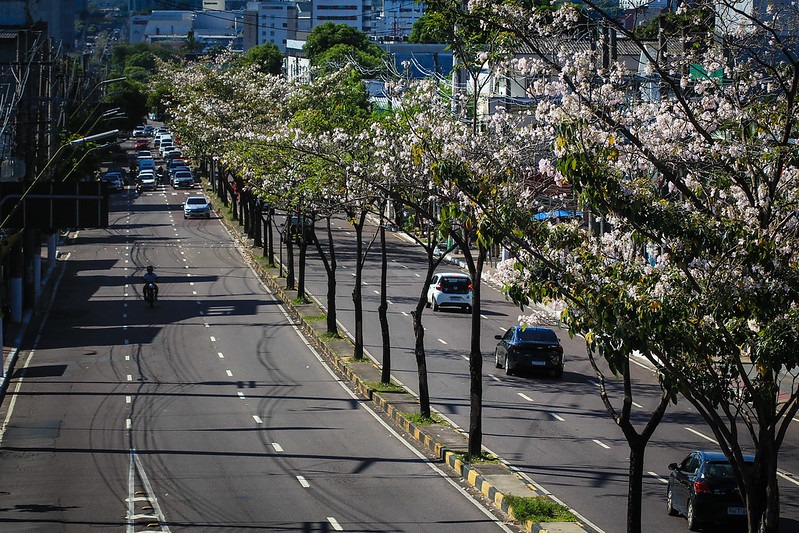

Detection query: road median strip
xmin=215 ymin=200 xmax=589 ymax=533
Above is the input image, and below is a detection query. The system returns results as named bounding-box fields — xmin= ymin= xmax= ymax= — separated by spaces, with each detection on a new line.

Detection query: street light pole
xmin=0 ymin=129 xmax=120 ymax=231
xmin=67 ymin=76 xmax=126 ymax=122
xmin=61 ymin=141 xmax=120 ymax=183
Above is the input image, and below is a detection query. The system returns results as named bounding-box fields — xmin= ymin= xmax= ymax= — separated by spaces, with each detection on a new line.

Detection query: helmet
xmin=146 ymin=266 xmax=154 ymax=273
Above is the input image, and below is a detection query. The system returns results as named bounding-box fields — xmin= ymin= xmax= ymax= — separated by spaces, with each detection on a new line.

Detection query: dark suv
xmin=667 ymin=450 xmax=753 ymax=530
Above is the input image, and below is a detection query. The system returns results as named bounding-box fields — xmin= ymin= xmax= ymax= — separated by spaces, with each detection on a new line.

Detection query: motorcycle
xmin=143 ymin=282 xmax=157 ymax=307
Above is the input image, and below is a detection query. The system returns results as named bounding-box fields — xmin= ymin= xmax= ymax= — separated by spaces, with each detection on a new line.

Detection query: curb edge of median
xmin=215 ymin=200 xmax=592 ymax=533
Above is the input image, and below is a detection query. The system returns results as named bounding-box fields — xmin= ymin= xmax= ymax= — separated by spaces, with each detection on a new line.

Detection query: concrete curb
xmin=216 ymin=205 xmax=591 ymax=533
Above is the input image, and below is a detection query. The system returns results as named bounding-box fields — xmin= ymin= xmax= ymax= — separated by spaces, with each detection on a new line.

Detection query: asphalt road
xmin=293 ymin=214 xmax=799 ymax=533
xmin=0 ymin=170 xmax=517 ymax=531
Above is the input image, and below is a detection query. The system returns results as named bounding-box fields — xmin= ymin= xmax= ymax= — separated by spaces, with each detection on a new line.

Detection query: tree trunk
xmin=297 ymin=238 xmax=307 ymax=301
xmin=379 ymin=215 xmax=391 ymax=384
xmin=412 ymin=300 xmax=431 ymax=419
xmin=285 ymin=228 xmax=295 ymax=290
xmin=467 ymin=246 xmax=485 ymax=457
xmin=352 ymin=210 xmax=367 ymax=360
xmin=267 ymin=207 xmax=274 ymax=265
xmin=627 ymin=437 xmax=646 ymax=533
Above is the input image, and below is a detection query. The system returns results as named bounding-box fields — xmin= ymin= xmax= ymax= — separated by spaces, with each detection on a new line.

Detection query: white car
xmin=138 ymin=170 xmax=157 ymax=191
xmin=426 ymin=272 xmax=473 ymax=313
xmin=183 ymin=196 xmax=211 ymax=219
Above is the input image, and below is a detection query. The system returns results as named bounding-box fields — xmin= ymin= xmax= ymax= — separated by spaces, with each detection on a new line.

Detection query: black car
xmin=667 ymin=450 xmax=753 ymax=531
xmin=494 ymin=326 xmax=563 ymax=377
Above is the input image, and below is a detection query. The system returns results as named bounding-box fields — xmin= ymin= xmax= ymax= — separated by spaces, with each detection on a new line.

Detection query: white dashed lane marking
xmin=593 ymin=439 xmax=611 ymax=449
xmin=297 ymin=476 xmax=310 ymax=488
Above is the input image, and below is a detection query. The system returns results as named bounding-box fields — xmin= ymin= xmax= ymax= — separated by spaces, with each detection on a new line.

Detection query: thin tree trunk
xmin=352 ymin=210 xmax=367 ymax=360
xmin=467 ymin=246 xmax=485 ymax=457
xmin=285 ymin=225 xmax=295 ymax=290
xmin=379 ymin=212 xmax=391 ymax=384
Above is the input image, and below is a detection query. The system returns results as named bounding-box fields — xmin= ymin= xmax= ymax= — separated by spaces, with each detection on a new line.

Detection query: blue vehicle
xmin=667 ymin=450 xmax=754 ymax=530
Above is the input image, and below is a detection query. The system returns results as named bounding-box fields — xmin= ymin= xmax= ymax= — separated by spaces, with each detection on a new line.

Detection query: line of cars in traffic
xmin=132 ymin=123 xmax=211 ymax=219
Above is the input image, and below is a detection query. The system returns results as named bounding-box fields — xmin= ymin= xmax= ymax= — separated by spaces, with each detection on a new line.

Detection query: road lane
xmin=0 ymin=176 xmax=516 ymax=532
xmin=293 ymin=212 xmax=799 ymax=533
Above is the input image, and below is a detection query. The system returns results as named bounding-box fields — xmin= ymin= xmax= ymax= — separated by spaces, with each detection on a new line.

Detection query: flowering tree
xmin=468 ymin=1 xmax=799 ymax=531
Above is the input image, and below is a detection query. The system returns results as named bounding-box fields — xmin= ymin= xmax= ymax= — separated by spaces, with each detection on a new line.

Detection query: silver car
xmin=183 ymin=196 xmax=211 ymax=219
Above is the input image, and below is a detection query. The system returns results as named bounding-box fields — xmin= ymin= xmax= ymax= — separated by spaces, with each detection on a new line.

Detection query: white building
xmin=373 ymin=0 xmax=424 ymax=41
xmin=312 ymin=0 xmax=373 ymax=33
xmin=244 ymin=1 xmax=299 ymax=53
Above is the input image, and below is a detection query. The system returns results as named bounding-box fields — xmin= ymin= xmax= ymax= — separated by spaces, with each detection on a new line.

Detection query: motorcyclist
xmin=143 ymin=266 xmax=159 ymax=301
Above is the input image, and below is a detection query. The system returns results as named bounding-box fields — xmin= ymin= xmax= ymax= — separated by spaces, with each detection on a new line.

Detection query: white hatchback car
xmin=426 ymin=272 xmax=473 ymax=313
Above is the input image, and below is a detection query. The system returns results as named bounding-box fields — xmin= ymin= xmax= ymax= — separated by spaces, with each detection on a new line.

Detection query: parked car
xmin=667 ymin=450 xmax=753 ymax=531
xmin=494 ymin=326 xmax=564 ymax=377
xmin=426 ymin=272 xmax=472 ymax=313
xmin=183 ymin=196 xmax=211 ymax=219
xmin=171 ymin=170 xmax=194 ymax=189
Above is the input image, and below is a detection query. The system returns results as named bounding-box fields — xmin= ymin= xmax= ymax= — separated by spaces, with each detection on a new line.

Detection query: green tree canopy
xmin=408 ymin=12 xmax=452 ymax=44
xmin=304 ymin=23 xmax=385 ymax=69
xmin=240 ymin=43 xmax=285 ymax=75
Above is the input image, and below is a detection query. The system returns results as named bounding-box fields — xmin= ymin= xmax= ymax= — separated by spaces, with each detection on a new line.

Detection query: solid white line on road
xmin=123 ymin=325 xmax=127 ymax=330
xmin=126 ymin=419 xmax=131 ymax=430
xmin=778 ymin=470 xmax=799 ymax=487
xmin=297 ymin=476 xmax=310 ymax=488
xmin=253 ymin=415 xmax=262 ymax=424
xmin=438 ymin=338 xmax=448 ymax=345
xmin=218 ymin=352 xmax=224 ymax=359
xmin=685 ymin=427 xmax=718 ymax=444
xmin=226 ymin=370 xmax=233 ymax=377
xmin=632 ymin=401 xmax=644 ymax=408
xmin=489 ymin=374 xmax=501 ymax=382
xmin=237 ymin=392 xmax=245 ymax=399
xmin=593 ymin=439 xmax=611 ymax=449
xmin=126 ymin=396 xmax=131 ymax=404
xmin=272 ymin=443 xmax=284 ymax=452
xmin=550 ymin=413 xmax=565 ymax=421
xmin=518 ymin=393 xmax=534 ymax=402
xmin=327 ymin=517 xmax=343 ymax=531
xmin=210 ymin=336 xmax=216 ymax=342
xmin=127 ymin=375 xmax=132 ymax=381
xmin=649 ymin=471 xmax=669 ymax=484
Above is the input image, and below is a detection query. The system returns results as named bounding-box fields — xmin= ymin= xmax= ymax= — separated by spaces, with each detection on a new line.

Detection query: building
xmin=244 ymin=0 xmax=299 ymax=53
xmin=372 ymin=0 xmax=424 ymax=41
xmin=0 ymin=0 xmax=80 ymax=51
xmin=130 ymin=9 xmax=244 ymax=51
xmin=312 ymin=0 xmax=373 ymax=33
